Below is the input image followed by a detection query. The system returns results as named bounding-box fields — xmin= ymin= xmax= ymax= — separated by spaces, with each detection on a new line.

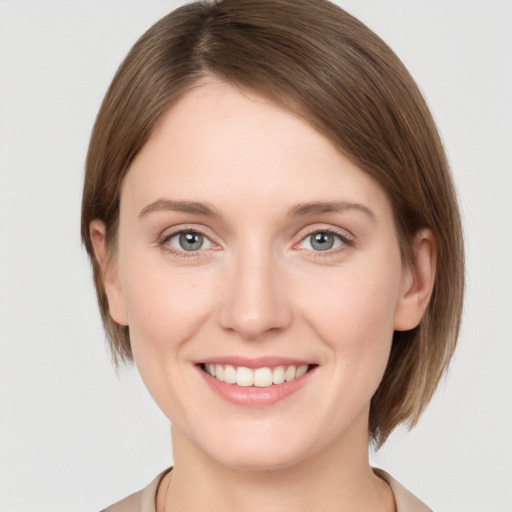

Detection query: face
xmin=96 ymin=80 xmax=424 ymax=470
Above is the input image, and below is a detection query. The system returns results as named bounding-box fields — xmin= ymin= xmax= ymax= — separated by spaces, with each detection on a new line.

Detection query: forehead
xmin=121 ymin=79 xmax=391 ymax=220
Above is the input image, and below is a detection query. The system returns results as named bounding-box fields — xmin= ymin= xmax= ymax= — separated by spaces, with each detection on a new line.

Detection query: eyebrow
xmin=139 ymin=199 xmax=220 ymax=218
xmin=138 ymin=198 xmax=375 ymax=221
xmin=288 ymin=200 xmax=375 ymax=220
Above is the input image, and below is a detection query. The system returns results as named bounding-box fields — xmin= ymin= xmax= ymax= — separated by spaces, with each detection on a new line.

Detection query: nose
xmin=217 ymin=247 xmax=293 ymax=340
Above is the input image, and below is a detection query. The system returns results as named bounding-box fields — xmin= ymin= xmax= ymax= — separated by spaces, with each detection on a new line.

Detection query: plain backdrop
xmin=0 ymin=1 xmax=511 ymax=511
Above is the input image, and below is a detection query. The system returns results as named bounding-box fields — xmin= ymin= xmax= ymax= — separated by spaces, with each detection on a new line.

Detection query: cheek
xmin=299 ymin=257 xmax=402 ymax=379
xmin=118 ymin=248 xmax=216 ymax=360
xmin=118 ymin=258 xmax=218 ymax=419
xmin=305 ymin=261 xmax=400 ymax=329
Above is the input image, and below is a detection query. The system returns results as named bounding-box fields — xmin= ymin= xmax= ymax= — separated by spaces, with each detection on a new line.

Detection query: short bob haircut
xmin=81 ymin=0 xmax=464 ymax=446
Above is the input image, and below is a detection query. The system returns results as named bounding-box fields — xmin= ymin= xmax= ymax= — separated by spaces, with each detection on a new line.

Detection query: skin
xmin=91 ymin=79 xmax=435 ymax=512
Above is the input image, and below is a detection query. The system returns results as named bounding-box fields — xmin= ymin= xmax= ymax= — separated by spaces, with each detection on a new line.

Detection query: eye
xmin=298 ymin=230 xmax=347 ymax=252
xmin=165 ymin=231 xmax=213 ymax=252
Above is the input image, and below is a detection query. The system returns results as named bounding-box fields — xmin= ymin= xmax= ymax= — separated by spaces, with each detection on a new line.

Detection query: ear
xmin=89 ymin=220 xmax=129 ymax=326
xmin=393 ymin=229 xmax=437 ymax=331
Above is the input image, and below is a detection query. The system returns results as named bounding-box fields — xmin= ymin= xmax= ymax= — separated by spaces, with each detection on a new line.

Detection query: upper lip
xmin=197 ymin=356 xmax=315 ymax=369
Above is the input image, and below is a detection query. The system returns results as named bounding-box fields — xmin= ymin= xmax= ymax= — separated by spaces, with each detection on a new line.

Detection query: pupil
xmin=311 ymin=232 xmax=334 ymax=251
xmin=180 ymin=232 xmax=203 ymax=251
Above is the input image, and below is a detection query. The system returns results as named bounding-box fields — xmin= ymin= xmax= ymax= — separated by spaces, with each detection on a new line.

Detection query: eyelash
xmin=294 ymin=227 xmax=355 ymax=256
xmin=158 ymin=228 xmax=216 ymax=258
xmin=157 ymin=227 xmax=355 ymax=258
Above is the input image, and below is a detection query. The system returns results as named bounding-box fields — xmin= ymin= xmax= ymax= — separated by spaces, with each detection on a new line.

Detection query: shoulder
xmin=100 ymin=469 xmax=171 ymax=512
xmin=373 ymin=468 xmax=433 ymax=512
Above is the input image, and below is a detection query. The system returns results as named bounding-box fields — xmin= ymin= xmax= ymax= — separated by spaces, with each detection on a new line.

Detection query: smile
xmin=198 ymin=360 xmax=316 ymax=407
xmin=203 ymin=363 xmax=310 ymax=387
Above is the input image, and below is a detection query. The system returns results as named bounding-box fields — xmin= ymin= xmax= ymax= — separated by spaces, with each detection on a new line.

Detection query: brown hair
xmin=81 ymin=0 xmax=464 ymax=446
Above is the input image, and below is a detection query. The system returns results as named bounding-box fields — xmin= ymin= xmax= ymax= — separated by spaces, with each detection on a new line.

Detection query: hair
xmin=81 ymin=0 xmax=464 ymax=446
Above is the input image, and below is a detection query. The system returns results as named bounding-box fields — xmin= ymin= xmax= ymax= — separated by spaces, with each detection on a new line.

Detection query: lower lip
xmin=198 ymin=366 xmax=315 ymax=407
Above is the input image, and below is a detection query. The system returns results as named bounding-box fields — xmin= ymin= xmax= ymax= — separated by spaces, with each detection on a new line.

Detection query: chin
xmin=197 ymin=427 xmax=316 ymax=472
xmin=215 ymin=447 xmax=306 ymax=472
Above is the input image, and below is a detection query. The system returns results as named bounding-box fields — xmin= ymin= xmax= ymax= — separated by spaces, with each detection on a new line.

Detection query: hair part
xmin=81 ymin=0 xmax=464 ymax=446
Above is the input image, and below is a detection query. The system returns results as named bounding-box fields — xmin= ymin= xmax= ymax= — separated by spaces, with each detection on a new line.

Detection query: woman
xmin=81 ymin=0 xmax=464 ymax=510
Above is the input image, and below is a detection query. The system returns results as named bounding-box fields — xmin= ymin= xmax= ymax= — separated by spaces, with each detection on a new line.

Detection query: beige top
xmin=102 ymin=468 xmax=432 ymax=512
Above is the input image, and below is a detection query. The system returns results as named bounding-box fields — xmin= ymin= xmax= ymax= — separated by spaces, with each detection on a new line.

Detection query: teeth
xmin=205 ymin=364 xmax=310 ymax=387
xmin=223 ymin=364 xmax=236 ymax=384
xmin=284 ymin=366 xmax=296 ymax=382
xmin=272 ymin=366 xmax=285 ymax=385
xmin=236 ymin=367 xmax=254 ymax=387
xmin=254 ymin=367 xmax=273 ymax=387
xmin=296 ymin=364 xmax=308 ymax=378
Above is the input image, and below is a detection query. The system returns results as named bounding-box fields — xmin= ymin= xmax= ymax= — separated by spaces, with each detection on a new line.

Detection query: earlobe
xmin=393 ymin=229 xmax=437 ymax=331
xmin=89 ymin=220 xmax=129 ymax=326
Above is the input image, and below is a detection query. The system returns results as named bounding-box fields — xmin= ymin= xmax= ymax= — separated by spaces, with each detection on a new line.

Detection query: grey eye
xmin=299 ymin=231 xmax=345 ymax=252
xmin=180 ymin=232 xmax=204 ymax=251
xmin=310 ymin=232 xmax=335 ymax=251
xmin=167 ymin=231 xmax=212 ymax=252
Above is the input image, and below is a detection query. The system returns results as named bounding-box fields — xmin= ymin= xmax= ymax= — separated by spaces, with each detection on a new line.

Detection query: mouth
xmin=200 ymin=363 xmax=313 ymax=387
xmin=197 ymin=360 xmax=317 ymax=406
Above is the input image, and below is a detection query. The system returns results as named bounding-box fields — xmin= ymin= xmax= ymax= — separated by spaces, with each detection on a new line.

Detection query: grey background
xmin=0 ymin=1 xmax=511 ymax=510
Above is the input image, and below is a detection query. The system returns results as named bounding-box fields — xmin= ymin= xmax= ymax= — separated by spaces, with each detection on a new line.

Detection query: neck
xmin=164 ymin=412 xmax=395 ymax=512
